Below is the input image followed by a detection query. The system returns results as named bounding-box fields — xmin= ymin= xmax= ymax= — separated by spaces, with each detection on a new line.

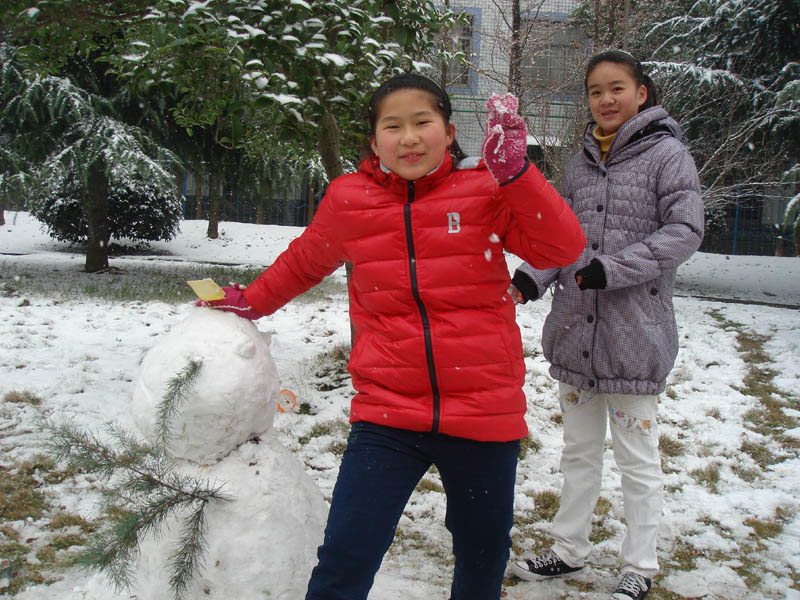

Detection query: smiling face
xmin=586 ymin=61 xmax=648 ymax=136
xmin=369 ymin=88 xmax=455 ymax=181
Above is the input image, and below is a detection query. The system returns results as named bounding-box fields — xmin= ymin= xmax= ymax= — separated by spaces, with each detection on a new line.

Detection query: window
xmin=521 ymin=20 xmax=586 ymax=94
xmin=449 ymin=13 xmax=475 ymax=86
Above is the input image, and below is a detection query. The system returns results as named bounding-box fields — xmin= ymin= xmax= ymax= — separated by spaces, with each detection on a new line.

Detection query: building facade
xmin=438 ymin=0 xmax=591 ymax=181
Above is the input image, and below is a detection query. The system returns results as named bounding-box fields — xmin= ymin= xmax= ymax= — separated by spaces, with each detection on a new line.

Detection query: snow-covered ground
xmin=1 ymin=211 xmax=799 ymax=599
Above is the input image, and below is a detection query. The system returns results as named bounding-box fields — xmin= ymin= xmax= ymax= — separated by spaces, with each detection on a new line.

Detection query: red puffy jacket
xmin=244 ymin=154 xmax=584 ymax=441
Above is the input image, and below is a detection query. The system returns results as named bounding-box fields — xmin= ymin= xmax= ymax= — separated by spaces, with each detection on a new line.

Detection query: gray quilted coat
xmin=515 ymin=106 xmax=704 ymax=395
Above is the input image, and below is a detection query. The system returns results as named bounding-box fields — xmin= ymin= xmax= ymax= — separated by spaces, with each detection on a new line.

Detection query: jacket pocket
xmin=645 ymin=280 xmax=669 ymax=324
xmin=609 ymin=282 xmax=664 ymax=325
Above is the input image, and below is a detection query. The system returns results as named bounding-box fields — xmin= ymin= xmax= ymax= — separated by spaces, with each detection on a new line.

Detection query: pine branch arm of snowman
xmin=45 ymin=416 xmax=232 ymax=597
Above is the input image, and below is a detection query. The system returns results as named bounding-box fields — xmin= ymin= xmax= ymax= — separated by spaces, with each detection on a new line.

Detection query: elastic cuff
xmin=511 ymin=270 xmax=539 ymax=303
xmin=241 ymin=286 xmax=265 ymax=317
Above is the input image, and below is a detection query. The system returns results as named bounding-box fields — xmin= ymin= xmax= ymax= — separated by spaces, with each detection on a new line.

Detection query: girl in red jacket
xmin=204 ymin=73 xmax=584 ymax=599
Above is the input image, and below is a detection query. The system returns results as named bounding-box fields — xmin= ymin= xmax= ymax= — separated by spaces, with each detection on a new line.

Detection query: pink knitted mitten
xmin=196 ymin=284 xmax=263 ymax=320
xmin=481 ymin=93 xmax=527 ymax=184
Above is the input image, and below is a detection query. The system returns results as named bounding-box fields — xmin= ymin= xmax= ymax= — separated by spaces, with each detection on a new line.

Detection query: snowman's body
xmin=131 ymin=309 xmax=326 ymax=599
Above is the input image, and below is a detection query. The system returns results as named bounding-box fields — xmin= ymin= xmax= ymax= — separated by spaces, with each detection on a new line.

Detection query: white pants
xmin=550 ymin=383 xmax=663 ymax=578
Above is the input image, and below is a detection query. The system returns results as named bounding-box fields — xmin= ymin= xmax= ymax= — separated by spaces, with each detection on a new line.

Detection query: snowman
xmin=129 ymin=308 xmax=327 ymax=599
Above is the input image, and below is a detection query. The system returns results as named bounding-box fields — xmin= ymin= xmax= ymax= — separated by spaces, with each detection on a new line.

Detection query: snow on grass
xmin=0 ymin=212 xmax=799 ymax=599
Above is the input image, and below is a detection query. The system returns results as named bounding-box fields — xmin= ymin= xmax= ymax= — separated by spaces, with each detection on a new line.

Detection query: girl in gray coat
xmin=508 ymin=50 xmax=704 ymax=600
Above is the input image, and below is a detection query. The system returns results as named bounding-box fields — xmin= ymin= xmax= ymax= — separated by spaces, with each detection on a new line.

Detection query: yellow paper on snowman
xmin=187 ymin=278 xmax=225 ymax=301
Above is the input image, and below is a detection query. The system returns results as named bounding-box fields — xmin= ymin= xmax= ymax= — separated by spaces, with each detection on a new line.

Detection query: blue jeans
xmin=305 ymin=422 xmax=520 ymax=600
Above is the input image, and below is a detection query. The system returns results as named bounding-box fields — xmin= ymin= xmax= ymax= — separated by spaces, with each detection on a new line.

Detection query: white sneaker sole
xmin=508 ymin=560 xmax=582 ymax=582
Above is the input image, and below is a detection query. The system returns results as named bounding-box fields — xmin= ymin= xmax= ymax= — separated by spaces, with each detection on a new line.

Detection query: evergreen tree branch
xmin=156 ymin=358 xmax=203 ymax=450
xmin=77 ymin=522 xmax=138 ymax=590
xmin=44 ymin=417 xmax=231 ymax=599
xmin=170 ymin=498 xmax=211 ymax=599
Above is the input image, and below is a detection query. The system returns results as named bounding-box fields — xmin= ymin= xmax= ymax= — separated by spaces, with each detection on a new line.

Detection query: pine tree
xmin=0 ymin=43 xmax=38 ymax=222
xmin=0 ymin=41 xmax=183 ymax=270
xmin=642 ymin=0 xmax=800 ymax=210
xmin=2 ymin=0 xmax=461 ymax=187
xmin=782 ymin=163 xmax=800 ymax=256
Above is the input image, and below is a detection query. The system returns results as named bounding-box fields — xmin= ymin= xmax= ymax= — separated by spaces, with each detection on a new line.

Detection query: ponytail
xmin=640 ymin=73 xmax=658 ymax=110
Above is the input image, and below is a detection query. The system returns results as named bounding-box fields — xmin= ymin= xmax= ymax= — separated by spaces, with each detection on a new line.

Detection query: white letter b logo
xmin=448 ymin=212 xmax=461 ymax=234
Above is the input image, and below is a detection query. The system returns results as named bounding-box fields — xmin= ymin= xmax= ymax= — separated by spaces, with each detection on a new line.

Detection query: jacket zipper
xmin=404 ymin=180 xmax=441 ymax=433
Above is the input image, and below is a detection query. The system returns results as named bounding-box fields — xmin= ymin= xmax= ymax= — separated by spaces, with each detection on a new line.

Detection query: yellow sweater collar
xmin=592 ymin=126 xmax=616 ymax=162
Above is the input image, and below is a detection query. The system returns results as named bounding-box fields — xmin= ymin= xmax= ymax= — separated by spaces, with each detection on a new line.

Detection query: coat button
xmin=650 ymin=287 xmax=658 ymax=295
xmin=597 ymin=205 xmax=604 ymax=212
xmin=592 ymin=242 xmax=599 ymax=250
xmin=587 ymin=315 xmax=594 ymax=323
xmin=583 ymin=350 xmax=589 ymax=358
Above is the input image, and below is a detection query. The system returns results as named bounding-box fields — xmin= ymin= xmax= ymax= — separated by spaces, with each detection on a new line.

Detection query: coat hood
xmin=583 ymin=106 xmax=682 ymax=166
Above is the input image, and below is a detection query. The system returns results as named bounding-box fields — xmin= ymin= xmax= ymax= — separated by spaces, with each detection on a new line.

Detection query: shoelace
xmin=528 ymin=551 xmax=558 ymax=569
xmin=616 ymin=573 xmax=647 ymax=594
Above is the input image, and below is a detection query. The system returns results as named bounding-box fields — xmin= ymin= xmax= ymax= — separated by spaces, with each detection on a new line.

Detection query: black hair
xmin=584 ymin=50 xmax=658 ymax=111
xmin=366 ymin=73 xmax=466 ymax=163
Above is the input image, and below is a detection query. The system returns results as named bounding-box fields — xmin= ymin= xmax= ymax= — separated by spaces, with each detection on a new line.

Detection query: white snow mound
xmin=131 ymin=308 xmax=280 ymax=464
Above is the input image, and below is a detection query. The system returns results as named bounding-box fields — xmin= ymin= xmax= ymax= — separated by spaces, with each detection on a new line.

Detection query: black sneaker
xmin=509 ymin=549 xmax=583 ymax=581
xmin=611 ymin=572 xmax=651 ymax=600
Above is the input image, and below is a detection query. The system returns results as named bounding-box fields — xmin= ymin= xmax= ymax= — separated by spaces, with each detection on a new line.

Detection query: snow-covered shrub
xmin=29 ymin=169 xmax=182 ymax=246
xmin=704 ymin=206 xmax=726 ymax=229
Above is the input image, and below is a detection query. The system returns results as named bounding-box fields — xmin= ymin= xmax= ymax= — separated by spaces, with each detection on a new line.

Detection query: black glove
xmin=511 ymin=271 xmax=540 ymax=303
xmin=575 ymin=259 xmax=607 ymax=290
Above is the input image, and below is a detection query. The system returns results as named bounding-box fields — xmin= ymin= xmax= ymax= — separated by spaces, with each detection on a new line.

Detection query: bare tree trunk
xmin=317 ymin=108 xmax=344 ymax=180
xmin=0 ymin=209 xmax=5 ymax=226
xmin=84 ymin=159 xmax=110 ymax=272
xmin=623 ymin=0 xmax=631 ymax=48
xmin=207 ymin=161 xmax=220 ymax=239
xmin=593 ymin=0 xmax=600 ymax=46
xmin=508 ymin=0 xmax=522 ymax=98
xmin=440 ymin=0 xmax=450 ymax=90
xmin=317 ymin=106 xmax=353 ymax=347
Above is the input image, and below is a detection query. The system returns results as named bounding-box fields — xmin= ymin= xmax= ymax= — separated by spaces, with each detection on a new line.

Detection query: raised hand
xmin=196 ymin=283 xmax=263 ymax=320
xmin=481 ymin=93 xmax=528 ymax=184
